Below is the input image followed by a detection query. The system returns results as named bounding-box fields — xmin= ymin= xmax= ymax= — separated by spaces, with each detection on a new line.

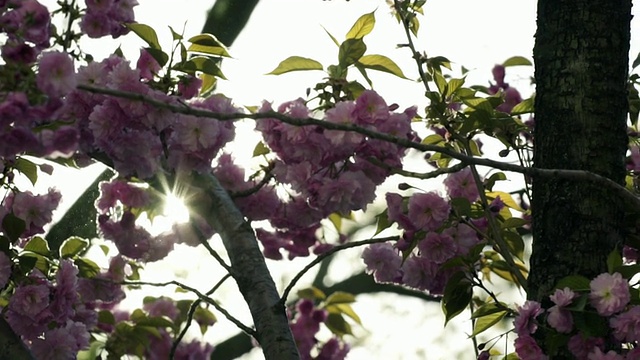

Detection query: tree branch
xmin=77 ymin=84 xmax=640 ymax=211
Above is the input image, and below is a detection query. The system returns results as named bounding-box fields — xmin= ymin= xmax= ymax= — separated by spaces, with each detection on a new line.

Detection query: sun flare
xmin=163 ymin=193 xmax=190 ymax=224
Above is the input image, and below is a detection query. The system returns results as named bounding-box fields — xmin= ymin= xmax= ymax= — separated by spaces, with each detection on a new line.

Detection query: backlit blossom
xmin=417 ymin=232 xmax=457 ymax=264
xmin=444 ymin=167 xmax=479 ymax=202
xmin=407 ymin=192 xmax=450 ymax=231
xmin=589 ymin=272 xmax=630 ymax=316
xmin=37 ymin=51 xmax=77 ymax=98
xmin=362 ymin=242 xmax=402 ymax=283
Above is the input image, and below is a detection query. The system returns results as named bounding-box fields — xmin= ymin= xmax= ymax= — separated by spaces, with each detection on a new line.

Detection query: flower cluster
xmin=362 ymin=168 xmax=482 ymax=295
xmin=488 ymin=64 xmax=523 ymax=114
xmin=252 ymin=90 xmax=418 ymax=259
xmin=0 ymin=0 xmax=51 ymax=64
xmin=513 ymin=272 xmax=640 ymax=359
xmin=289 ymin=299 xmax=350 ymax=360
xmin=80 ymin=0 xmax=138 ymax=39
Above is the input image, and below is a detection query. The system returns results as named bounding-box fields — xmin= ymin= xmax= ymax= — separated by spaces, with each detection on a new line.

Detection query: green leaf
xmin=22 ymin=253 xmax=49 ymax=273
xmin=486 ymin=191 xmax=524 ymax=212
xmin=125 ymin=23 xmax=161 ymax=50
xmin=18 ymin=254 xmax=37 ymax=274
xmin=374 ymin=209 xmax=391 ymax=235
xmin=325 ymin=313 xmax=352 ymax=337
xmin=14 ymin=157 xmax=38 ymax=185
xmin=266 ymin=56 xmax=323 ymax=75
xmin=297 ymin=287 xmax=326 ymax=300
xmin=502 ymin=56 xmax=532 ymax=67
xmin=510 ymin=96 xmax=535 ymax=115
xmin=199 ymin=73 xmax=217 ymax=96
xmin=607 ymin=249 xmax=623 ymax=274
xmin=168 ymin=25 xmax=183 ymax=41
xmin=555 ymin=275 xmax=591 ymax=291
xmin=143 ymin=47 xmax=169 ymax=67
xmin=328 ymin=213 xmax=342 ymax=232
xmin=471 ymin=302 xmax=509 ymax=319
xmin=59 ymin=237 xmax=89 ymax=258
xmin=326 ymin=303 xmax=361 ymax=325
xmin=135 ymin=316 xmax=174 ymax=328
xmin=252 ymin=141 xmax=270 ymax=157
xmin=450 ymin=197 xmax=472 ymax=218
xmin=346 ymin=11 xmax=376 ymax=39
xmin=24 ymin=236 xmax=50 ymax=256
xmin=421 ymin=134 xmax=444 ymax=145
xmin=325 ymin=291 xmax=355 ymax=305
xmin=442 ymin=272 xmax=472 ymax=325
xmin=463 ymin=97 xmax=493 ymax=113
xmin=470 ymin=309 xmax=507 ymax=337
xmin=484 ymin=172 xmax=507 ymax=191
xmin=193 ymin=306 xmax=217 ymax=334
xmin=357 ymin=54 xmax=408 ymax=79
xmin=75 ymin=257 xmax=100 ymax=278
xmin=2 ymin=213 xmax=25 ymax=242
xmin=433 ymin=71 xmax=447 ymax=95
xmin=446 ymin=78 xmax=466 ymax=97
xmin=178 ymin=57 xmax=227 ymax=79
xmin=322 ymin=26 xmax=340 ymax=47
xmin=502 ymin=230 xmax=525 ymax=261
xmin=187 ymin=44 xmax=231 ymax=58
xmin=338 ymin=39 xmax=367 ymax=67
xmin=614 ymin=264 xmax=640 ymax=280
xmin=501 ymin=217 xmax=529 ymax=229
xmin=187 ymin=34 xmax=231 ymax=57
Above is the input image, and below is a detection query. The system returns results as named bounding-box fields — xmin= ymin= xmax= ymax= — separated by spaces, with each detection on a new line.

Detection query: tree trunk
xmin=529 ymin=0 xmax=631 ymax=355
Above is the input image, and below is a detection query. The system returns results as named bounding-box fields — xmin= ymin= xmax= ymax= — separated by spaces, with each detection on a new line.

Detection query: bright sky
xmin=33 ymin=0 xmax=640 ymax=359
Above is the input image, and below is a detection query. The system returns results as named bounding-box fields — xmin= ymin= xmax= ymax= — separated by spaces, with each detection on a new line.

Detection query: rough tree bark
xmin=529 ymin=0 xmax=631 ymax=354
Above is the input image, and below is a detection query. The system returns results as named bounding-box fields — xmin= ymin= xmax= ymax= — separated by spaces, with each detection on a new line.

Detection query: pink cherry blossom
xmin=547 ymin=287 xmax=576 ymax=333
xmin=514 ymin=334 xmax=548 ymax=360
xmin=37 ymin=51 xmax=77 ymax=98
xmin=407 ymin=192 xmax=451 ymax=231
xmin=362 ymin=242 xmax=402 ymax=283
xmin=417 ymin=232 xmax=457 ymax=264
xmin=587 ymin=348 xmax=623 ymax=360
xmin=514 ymin=300 xmax=543 ymax=335
xmin=11 ymin=188 xmax=61 ymax=236
xmin=444 ymin=167 xmax=479 ymax=202
xmin=610 ymin=305 xmax=640 ymax=343
xmin=136 ymin=48 xmax=161 ymax=80
xmin=589 ymin=272 xmax=630 ymax=316
xmin=568 ymin=334 xmax=605 ymax=360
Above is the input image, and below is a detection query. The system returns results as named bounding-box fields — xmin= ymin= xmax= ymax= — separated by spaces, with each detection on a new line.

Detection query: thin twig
xmin=76 ymin=84 xmax=640 ymax=211
xmin=122 ymin=280 xmax=255 ymax=336
xmin=170 ymin=274 xmax=232 ymax=359
xmin=279 ymin=236 xmax=399 ymax=305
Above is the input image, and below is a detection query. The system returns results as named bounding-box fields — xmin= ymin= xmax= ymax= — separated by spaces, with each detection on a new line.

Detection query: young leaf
xmin=14 ymin=157 xmax=38 ymax=186
xmin=374 ymin=209 xmax=391 ymax=235
xmin=179 ymin=57 xmax=227 ymax=79
xmin=555 ymin=275 xmax=591 ymax=291
xmin=168 ymin=25 xmax=183 ymax=41
xmin=328 ymin=213 xmax=342 ymax=233
xmin=187 ymin=44 xmax=231 ymax=58
xmin=2 ymin=213 xmax=25 ymax=242
xmin=338 ymin=39 xmax=367 ymax=67
xmin=59 ymin=237 xmax=89 ymax=258
xmin=252 ymin=141 xmax=270 ymax=157
xmin=24 ymin=236 xmax=50 ymax=256
xmin=442 ymin=272 xmax=472 ymax=325
xmin=357 ymin=54 xmax=408 ymax=79
xmin=502 ymin=56 xmax=532 ymax=67
xmin=297 ymin=287 xmax=326 ymax=300
xmin=486 ymin=191 xmax=524 ymax=212
xmin=326 ymin=303 xmax=362 ymax=324
xmin=607 ymin=248 xmax=623 ymax=274
xmin=322 ymin=26 xmax=340 ymax=47
xmin=143 ymin=47 xmax=169 ymax=67
xmin=470 ymin=309 xmax=507 ymax=337
xmin=187 ymin=34 xmax=231 ymax=57
xmin=346 ymin=11 xmax=376 ymax=39
xmin=267 ymin=56 xmax=323 ymax=75
xmin=125 ymin=23 xmax=161 ymax=50
xmin=325 ymin=313 xmax=353 ymax=337
xmin=511 ymin=96 xmax=535 ymax=115
xmin=325 ymin=291 xmax=356 ymax=305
